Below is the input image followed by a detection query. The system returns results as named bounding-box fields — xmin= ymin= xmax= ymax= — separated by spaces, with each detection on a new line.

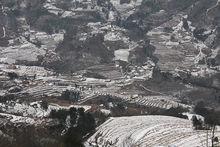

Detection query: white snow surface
xmin=0 ymin=101 xmax=91 ymax=118
xmin=114 ymin=49 xmax=130 ymax=62
xmin=0 ymin=41 xmax=46 ymax=64
xmin=86 ymin=116 xmax=220 ymax=147
xmin=100 ymin=109 xmax=111 ymax=115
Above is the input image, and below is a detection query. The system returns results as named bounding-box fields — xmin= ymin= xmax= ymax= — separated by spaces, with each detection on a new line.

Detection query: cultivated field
xmin=86 ymin=116 xmax=220 ymax=147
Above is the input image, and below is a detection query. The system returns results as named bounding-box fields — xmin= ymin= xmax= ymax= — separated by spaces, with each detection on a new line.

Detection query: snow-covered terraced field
xmin=0 ymin=101 xmax=91 ymax=118
xmin=86 ymin=116 xmax=220 ymax=147
xmin=0 ymin=64 xmax=53 ymax=77
xmin=0 ymin=41 xmax=46 ymax=64
xmin=96 ymin=91 xmax=187 ymax=110
xmin=130 ymin=95 xmax=189 ymax=109
xmin=0 ymin=113 xmax=50 ymax=126
xmin=16 ymin=85 xmax=65 ymax=98
xmin=147 ymin=14 xmax=209 ymax=72
xmin=79 ymin=89 xmax=187 ymax=110
xmin=18 ymin=84 xmax=82 ymax=98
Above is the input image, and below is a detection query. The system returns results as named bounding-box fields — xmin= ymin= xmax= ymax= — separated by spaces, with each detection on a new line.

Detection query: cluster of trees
xmin=0 ymin=106 xmax=96 ymax=147
xmin=61 ymin=89 xmax=81 ymax=101
xmin=193 ymin=101 xmax=220 ymax=128
xmin=35 ymin=16 xmax=74 ymax=34
xmin=0 ymin=124 xmax=61 ymax=147
xmin=192 ymin=101 xmax=220 ymax=147
xmin=41 ymin=99 xmax=49 ymax=110
xmin=7 ymin=72 xmax=18 ymax=80
xmin=50 ymin=107 xmax=96 ymax=147
xmin=142 ymin=0 xmax=161 ymax=13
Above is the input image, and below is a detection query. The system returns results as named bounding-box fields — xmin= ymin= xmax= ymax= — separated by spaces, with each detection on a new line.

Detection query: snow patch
xmin=114 ymin=49 xmax=130 ymax=62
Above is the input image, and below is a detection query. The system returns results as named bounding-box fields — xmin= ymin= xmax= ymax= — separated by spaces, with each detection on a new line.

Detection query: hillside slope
xmin=86 ymin=115 xmax=220 ymax=147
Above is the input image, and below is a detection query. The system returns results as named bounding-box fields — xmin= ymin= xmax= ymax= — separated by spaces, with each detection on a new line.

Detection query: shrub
xmin=7 ymin=72 xmax=18 ymax=80
xmin=192 ymin=115 xmax=203 ymax=130
xmin=50 ymin=109 xmax=69 ymax=122
xmin=41 ymin=100 xmax=48 ymax=110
